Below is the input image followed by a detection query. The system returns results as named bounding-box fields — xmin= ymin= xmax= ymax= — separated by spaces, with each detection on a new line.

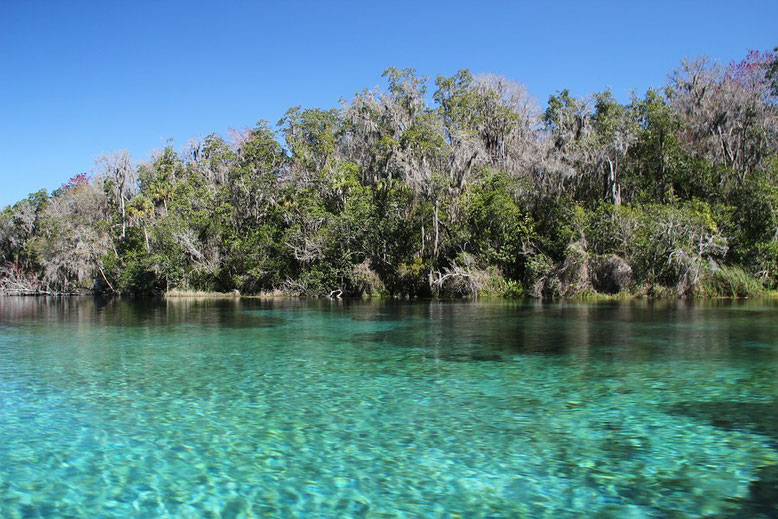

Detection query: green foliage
xmin=626 ymin=89 xmax=686 ymax=203
xmin=463 ymin=170 xmax=534 ymax=279
xmin=724 ymin=178 xmax=778 ymax=284
xmin=499 ymin=280 xmax=526 ymax=299
xmin=2 ymin=49 xmax=776 ymax=298
xmin=113 ymin=250 xmax=167 ymax=294
xmin=530 ymin=196 xmax=580 ymax=261
xmin=584 ymin=202 xmax=728 ymax=294
xmin=699 ymin=265 xmax=765 ymax=298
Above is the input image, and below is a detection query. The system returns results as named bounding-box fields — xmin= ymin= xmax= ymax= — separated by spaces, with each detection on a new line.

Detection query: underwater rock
xmin=669 ymin=400 xmax=778 ymax=446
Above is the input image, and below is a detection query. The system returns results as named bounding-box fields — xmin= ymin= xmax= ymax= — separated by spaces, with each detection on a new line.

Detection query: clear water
xmin=1 ymin=297 xmax=777 ymax=518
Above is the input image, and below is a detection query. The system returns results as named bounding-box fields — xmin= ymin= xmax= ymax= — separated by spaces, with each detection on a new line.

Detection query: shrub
xmin=699 ymin=265 xmax=765 ymax=298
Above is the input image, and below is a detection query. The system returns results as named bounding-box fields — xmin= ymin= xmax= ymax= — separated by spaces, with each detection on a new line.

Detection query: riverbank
xmin=5 ymin=288 xmax=775 ymax=300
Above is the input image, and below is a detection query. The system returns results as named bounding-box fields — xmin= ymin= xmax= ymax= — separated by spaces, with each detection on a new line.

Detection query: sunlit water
xmin=1 ymin=297 xmax=777 ymax=518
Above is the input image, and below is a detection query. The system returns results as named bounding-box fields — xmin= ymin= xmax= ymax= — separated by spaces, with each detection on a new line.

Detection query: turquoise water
xmin=1 ymin=298 xmax=777 ymax=518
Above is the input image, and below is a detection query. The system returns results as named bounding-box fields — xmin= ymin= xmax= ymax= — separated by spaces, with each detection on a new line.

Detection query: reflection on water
xmin=1 ymin=296 xmax=777 ymax=517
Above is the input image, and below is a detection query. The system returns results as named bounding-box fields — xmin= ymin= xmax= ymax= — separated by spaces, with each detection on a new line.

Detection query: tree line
xmin=1 ymin=49 xmax=777 ymax=298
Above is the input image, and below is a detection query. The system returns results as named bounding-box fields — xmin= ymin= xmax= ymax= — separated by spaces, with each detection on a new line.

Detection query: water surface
xmin=1 ymin=297 xmax=777 ymax=517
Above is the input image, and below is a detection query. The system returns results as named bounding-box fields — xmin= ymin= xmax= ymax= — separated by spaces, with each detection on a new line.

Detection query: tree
xmin=592 ymin=91 xmax=638 ymax=206
xmin=628 ymin=89 xmax=685 ymax=202
xmin=0 ymin=189 xmax=48 ymax=266
xmin=229 ymin=122 xmax=287 ymax=230
xmin=32 ymin=176 xmax=112 ymax=292
xmin=543 ymin=89 xmax=596 ymax=197
xmin=668 ymin=53 xmax=777 ymax=186
xmin=96 ymin=150 xmax=137 ymax=238
xmin=280 ymin=106 xmax=341 ymax=181
xmin=138 ymin=146 xmax=183 ymax=215
xmin=767 ymin=46 xmax=778 ymax=96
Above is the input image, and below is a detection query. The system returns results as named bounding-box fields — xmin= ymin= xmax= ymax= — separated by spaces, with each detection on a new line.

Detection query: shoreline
xmin=2 ymin=290 xmax=776 ymax=301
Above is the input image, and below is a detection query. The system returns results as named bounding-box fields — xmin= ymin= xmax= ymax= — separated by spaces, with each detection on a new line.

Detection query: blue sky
xmin=1 ymin=1 xmax=776 ymax=207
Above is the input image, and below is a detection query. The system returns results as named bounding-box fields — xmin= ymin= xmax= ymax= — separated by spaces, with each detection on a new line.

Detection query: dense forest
xmin=2 ymin=49 xmax=777 ymax=298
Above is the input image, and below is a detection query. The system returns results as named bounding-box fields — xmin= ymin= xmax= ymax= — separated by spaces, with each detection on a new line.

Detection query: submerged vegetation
xmin=2 ymin=49 xmax=777 ymax=298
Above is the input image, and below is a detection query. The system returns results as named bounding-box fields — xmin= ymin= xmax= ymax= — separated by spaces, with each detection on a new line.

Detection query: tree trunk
xmin=656 ymin=131 xmax=666 ymax=203
xmin=120 ymin=195 xmax=126 ymax=238
xmin=433 ymin=202 xmax=440 ymax=257
xmin=98 ymin=265 xmax=115 ymax=293
xmin=420 ymin=221 xmax=425 ymax=257
xmin=606 ymin=158 xmax=621 ymax=206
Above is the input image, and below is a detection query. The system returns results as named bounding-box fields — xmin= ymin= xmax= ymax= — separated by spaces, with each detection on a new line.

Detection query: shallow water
xmin=0 ymin=297 xmax=777 ymax=517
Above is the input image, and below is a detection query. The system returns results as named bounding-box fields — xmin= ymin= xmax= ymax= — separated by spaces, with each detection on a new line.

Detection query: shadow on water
xmin=422 ymin=352 xmax=505 ymax=362
xmin=670 ymin=400 xmax=778 ymax=517
xmin=340 ymin=299 xmax=778 ymax=368
xmin=670 ymin=400 xmax=778 ymax=447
